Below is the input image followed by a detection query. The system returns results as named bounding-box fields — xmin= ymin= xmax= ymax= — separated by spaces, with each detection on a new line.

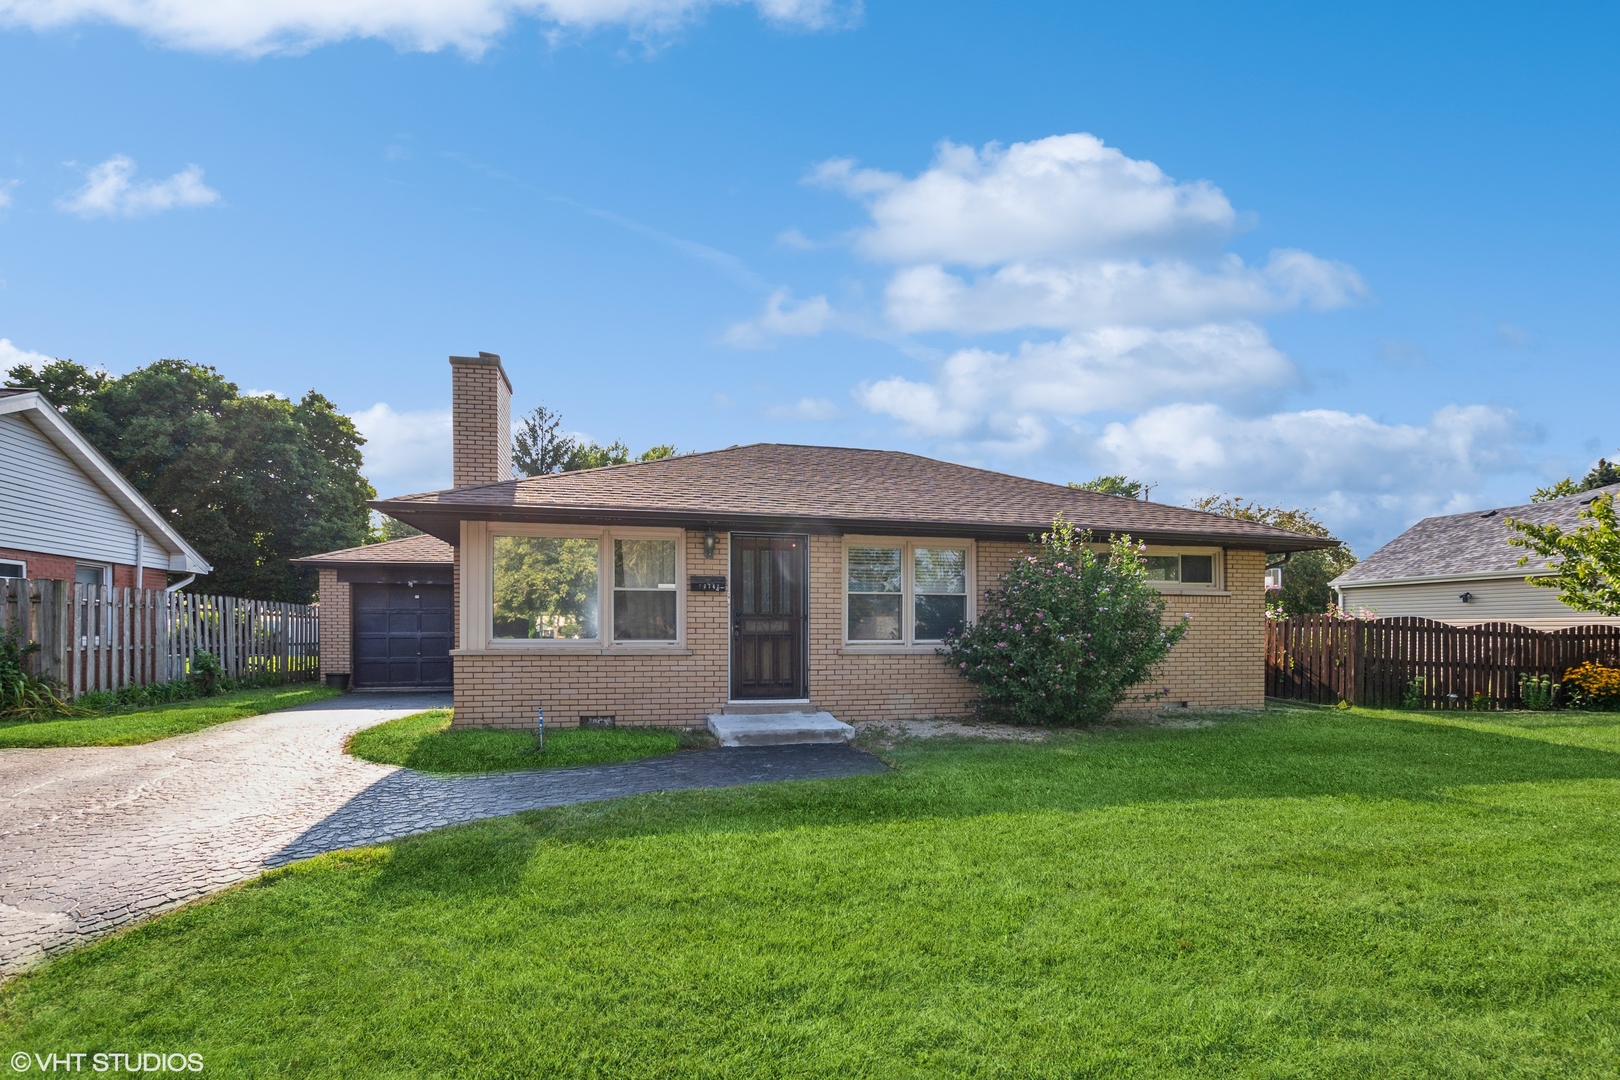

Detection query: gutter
xmin=1331 ymin=568 xmax=1552 ymax=590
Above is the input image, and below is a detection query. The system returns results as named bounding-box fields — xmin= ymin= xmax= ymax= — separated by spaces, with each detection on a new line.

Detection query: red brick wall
xmin=0 ymin=546 xmax=148 ymax=589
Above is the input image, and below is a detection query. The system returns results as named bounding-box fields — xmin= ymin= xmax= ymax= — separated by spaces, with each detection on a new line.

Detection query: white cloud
xmin=58 ymin=155 xmax=220 ymax=219
xmin=723 ymin=288 xmax=834 ymax=347
xmin=0 ymin=180 xmax=17 ymax=210
xmin=1093 ymin=402 xmax=1531 ymax=545
xmin=858 ymin=322 xmax=1294 ymax=438
xmin=0 ymin=337 xmax=54 ymax=370
xmin=765 ymin=396 xmax=838 ymax=420
xmin=759 ymin=133 xmax=1367 ymax=344
xmin=883 ymin=250 xmax=1363 ymax=334
xmin=813 ymin=134 xmax=1236 ymax=265
xmin=350 ymin=403 xmax=452 ymax=497
xmin=0 ymin=0 xmax=856 ymax=55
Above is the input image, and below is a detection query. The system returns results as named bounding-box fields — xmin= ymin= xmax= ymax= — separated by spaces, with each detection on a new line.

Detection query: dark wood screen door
xmin=731 ymin=535 xmax=808 ymax=700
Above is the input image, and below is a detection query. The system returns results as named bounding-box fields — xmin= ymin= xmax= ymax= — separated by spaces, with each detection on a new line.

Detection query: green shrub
xmin=1401 ymin=676 xmax=1427 ymax=711
xmin=76 ymin=666 xmax=299 ymax=715
xmin=190 ymin=650 xmax=225 ymax=696
xmin=941 ymin=517 xmax=1188 ymax=725
xmin=1519 ymin=673 xmax=1555 ymax=711
xmin=0 ymin=626 xmax=74 ymax=721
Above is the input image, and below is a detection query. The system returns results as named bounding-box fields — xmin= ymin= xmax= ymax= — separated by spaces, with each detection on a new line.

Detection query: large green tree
xmin=6 ymin=358 xmax=373 ymax=601
xmin=1507 ymin=493 xmax=1620 ymax=616
xmin=1188 ymin=495 xmax=1357 ymax=616
xmin=1532 ymin=456 xmax=1620 ymax=502
xmin=512 ymin=403 xmax=675 ymax=477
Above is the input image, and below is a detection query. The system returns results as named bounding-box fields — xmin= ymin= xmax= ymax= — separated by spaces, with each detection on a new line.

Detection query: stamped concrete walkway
xmin=0 ymin=693 xmax=887 ymax=977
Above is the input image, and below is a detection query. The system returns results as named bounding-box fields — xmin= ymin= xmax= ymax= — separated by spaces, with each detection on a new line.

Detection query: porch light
xmin=704 ymin=528 xmax=717 ymax=559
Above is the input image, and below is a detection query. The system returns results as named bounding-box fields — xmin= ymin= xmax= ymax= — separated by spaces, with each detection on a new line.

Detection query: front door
xmin=730 ymin=535 xmax=807 ymax=700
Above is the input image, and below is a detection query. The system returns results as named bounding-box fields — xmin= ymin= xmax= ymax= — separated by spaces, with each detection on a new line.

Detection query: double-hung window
xmin=612 ymin=538 xmax=678 ymax=641
xmin=488 ymin=528 xmax=682 ymax=646
xmin=846 ymin=539 xmax=972 ymax=646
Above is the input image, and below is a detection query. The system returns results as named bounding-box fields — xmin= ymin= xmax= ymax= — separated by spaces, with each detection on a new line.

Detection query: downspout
xmin=166 ymin=574 xmax=195 ymax=595
xmin=135 ymin=532 xmax=144 ymax=592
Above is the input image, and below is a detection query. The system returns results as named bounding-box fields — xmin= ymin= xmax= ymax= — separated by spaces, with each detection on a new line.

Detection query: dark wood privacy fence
xmin=1266 ymin=615 xmax=1620 ymax=708
xmin=2 ymin=579 xmax=319 ymax=698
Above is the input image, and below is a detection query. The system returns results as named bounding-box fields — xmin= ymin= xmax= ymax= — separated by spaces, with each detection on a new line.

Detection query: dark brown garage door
xmin=352 ymin=584 xmax=453 ymax=688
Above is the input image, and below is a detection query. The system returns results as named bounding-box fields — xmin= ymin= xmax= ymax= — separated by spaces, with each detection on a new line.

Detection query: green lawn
xmin=6 ymin=704 xmax=1620 ymax=1077
xmin=0 ymin=685 xmax=340 ymax=748
xmin=346 ymin=709 xmax=713 ymax=773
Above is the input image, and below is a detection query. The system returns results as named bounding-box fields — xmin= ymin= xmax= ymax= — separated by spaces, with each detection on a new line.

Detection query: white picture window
xmin=846 ymin=539 xmax=972 ymax=646
xmin=492 ymin=535 xmax=600 ymax=640
xmin=488 ymin=527 xmax=683 ymax=647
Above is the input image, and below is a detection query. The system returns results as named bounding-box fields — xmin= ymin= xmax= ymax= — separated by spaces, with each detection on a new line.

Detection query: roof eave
xmin=372 ymin=499 xmax=1338 ymax=552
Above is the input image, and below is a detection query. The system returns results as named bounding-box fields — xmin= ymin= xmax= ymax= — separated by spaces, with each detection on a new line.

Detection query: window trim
xmin=484 ymin=523 xmax=686 ymax=650
xmin=74 ymin=563 xmax=112 ymax=590
xmin=1135 ymin=545 xmax=1225 ymax=593
xmin=842 ymin=536 xmax=975 ymax=651
xmin=0 ymin=559 xmax=24 ymax=580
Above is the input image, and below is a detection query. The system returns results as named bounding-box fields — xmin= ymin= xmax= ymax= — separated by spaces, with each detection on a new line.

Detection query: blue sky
xmin=1 ymin=0 xmax=1616 ymax=555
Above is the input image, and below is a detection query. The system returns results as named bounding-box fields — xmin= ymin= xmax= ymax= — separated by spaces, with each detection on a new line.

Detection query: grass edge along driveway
xmin=6 ymin=704 xmax=1620 ymax=1077
xmin=345 ymin=708 xmax=715 ymax=774
xmin=0 ymin=686 xmax=340 ymax=748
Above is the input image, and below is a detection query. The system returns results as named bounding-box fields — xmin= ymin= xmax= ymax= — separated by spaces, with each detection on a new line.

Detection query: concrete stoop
xmin=706 ymin=711 xmax=855 ymax=747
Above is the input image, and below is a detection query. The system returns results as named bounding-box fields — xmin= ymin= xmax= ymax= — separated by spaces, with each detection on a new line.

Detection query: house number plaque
xmin=689 ymin=575 xmax=727 ymax=593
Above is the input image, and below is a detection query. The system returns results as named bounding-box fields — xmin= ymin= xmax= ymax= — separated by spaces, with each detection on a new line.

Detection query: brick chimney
xmin=449 ymin=352 xmax=512 ymax=487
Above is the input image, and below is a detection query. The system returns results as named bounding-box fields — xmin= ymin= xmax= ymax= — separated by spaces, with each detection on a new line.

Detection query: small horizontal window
xmin=1144 ymin=552 xmax=1217 ymax=587
xmin=0 ymin=561 xmax=24 ymax=579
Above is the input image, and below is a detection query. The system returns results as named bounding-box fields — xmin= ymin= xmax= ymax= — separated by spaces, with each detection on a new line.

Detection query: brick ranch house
xmin=319 ymin=353 xmax=1335 ymax=728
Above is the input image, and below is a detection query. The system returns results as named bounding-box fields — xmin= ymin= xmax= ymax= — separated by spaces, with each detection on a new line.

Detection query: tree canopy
xmin=1507 ymin=493 xmax=1620 ymax=616
xmin=512 ymin=403 xmax=675 ymax=477
xmin=6 ymin=358 xmax=373 ymax=602
xmin=1532 ymin=457 xmax=1620 ymax=502
xmin=1070 ymin=475 xmax=1149 ymax=499
xmin=1187 ymin=495 xmax=1357 ymax=616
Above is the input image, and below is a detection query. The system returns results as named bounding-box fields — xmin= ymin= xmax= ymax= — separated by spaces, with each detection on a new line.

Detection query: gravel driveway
xmin=0 ymin=693 xmax=886 ymax=977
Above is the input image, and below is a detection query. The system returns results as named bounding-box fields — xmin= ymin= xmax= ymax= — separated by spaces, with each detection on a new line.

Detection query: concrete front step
xmin=707 ymin=711 xmax=855 ymax=747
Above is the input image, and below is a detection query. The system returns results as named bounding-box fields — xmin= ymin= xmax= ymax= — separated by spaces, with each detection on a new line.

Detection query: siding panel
xmin=1339 ymin=577 xmax=1620 ymax=630
xmin=0 ymin=414 xmax=162 ymax=570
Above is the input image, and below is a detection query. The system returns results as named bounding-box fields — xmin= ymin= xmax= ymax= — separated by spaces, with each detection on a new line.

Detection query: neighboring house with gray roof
xmin=1332 ymin=484 xmax=1620 ymax=629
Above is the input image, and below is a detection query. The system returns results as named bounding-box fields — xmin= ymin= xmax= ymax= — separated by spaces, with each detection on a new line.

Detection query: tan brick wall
xmin=1134 ymin=547 xmax=1268 ymax=710
xmin=451 ymin=529 xmax=730 ymax=729
xmin=316 ymin=568 xmax=351 ymax=677
xmin=447 ymin=530 xmax=1268 ymax=728
xmin=449 ymin=355 xmax=512 ymax=487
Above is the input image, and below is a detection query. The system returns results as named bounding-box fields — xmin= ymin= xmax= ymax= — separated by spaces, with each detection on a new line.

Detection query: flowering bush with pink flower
xmin=940 ymin=516 xmax=1189 ymax=725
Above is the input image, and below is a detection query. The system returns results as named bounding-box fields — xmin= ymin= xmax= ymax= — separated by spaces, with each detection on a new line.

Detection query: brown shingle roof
xmin=1333 ymin=483 xmax=1620 ymax=584
xmin=293 ymin=533 xmax=454 ymax=567
xmin=375 ymin=443 xmax=1335 ymax=552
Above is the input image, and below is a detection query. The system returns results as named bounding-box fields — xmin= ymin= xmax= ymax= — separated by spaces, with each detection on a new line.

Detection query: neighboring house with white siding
xmin=0 ymin=388 xmax=211 ymax=590
xmin=1332 ymin=484 xmax=1620 ymax=629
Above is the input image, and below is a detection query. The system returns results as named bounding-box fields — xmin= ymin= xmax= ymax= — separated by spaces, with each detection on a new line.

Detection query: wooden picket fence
xmin=1 ymin=579 xmax=319 ymax=698
xmin=1266 ymin=614 xmax=1620 ymax=709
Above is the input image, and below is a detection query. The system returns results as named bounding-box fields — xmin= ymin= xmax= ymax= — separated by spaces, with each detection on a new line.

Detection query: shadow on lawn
xmin=349 ymin=708 xmax=1620 ymax=900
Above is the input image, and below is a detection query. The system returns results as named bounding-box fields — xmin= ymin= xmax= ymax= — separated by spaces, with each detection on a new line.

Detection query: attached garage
xmin=352 ymin=583 xmax=453 ymax=688
xmin=294 ymin=534 xmax=457 ymax=690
